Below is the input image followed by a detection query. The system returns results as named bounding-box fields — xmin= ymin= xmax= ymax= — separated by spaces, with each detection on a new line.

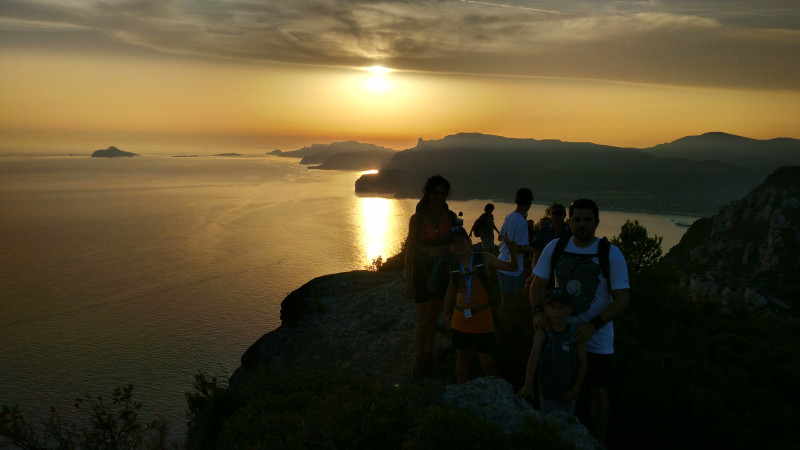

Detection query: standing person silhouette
xmin=402 ymin=175 xmax=458 ymax=381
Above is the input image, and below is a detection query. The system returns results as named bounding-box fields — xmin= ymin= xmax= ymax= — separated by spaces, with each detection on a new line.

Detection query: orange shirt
xmin=450 ymin=266 xmax=494 ymax=334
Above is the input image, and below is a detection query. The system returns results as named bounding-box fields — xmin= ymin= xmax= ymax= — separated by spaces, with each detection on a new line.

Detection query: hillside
xmin=270 ymin=140 xmax=396 ymax=170
xmin=355 ymin=133 xmax=767 ymax=215
xmin=645 ymin=132 xmax=800 ymax=170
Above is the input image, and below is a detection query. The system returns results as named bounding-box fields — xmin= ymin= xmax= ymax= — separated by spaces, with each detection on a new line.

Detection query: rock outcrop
xmin=663 ymin=166 xmax=800 ymax=314
xmin=91 ymin=146 xmax=138 ymax=157
xmin=233 ymin=270 xmax=599 ymax=448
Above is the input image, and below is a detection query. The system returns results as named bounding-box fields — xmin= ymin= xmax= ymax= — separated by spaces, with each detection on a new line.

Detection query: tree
xmin=612 ymin=219 xmax=663 ymax=273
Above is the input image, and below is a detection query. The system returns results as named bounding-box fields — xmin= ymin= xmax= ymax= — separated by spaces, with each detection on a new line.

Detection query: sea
xmin=0 ymin=153 xmax=699 ymax=441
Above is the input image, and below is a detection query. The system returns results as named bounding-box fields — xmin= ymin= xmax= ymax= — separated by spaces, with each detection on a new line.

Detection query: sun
xmin=364 ymin=66 xmax=393 ymax=75
xmin=361 ymin=66 xmax=395 ymax=93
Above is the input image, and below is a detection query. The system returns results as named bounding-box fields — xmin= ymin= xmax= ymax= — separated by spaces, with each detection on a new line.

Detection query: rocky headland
xmin=231 ymin=271 xmax=600 ymax=448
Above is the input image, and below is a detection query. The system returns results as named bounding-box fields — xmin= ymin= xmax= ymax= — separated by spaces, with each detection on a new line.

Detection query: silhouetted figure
xmin=529 ymin=199 xmax=630 ymax=443
xmin=402 ymin=175 xmax=458 ymax=381
xmin=469 ymin=203 xmax=500 ymax=253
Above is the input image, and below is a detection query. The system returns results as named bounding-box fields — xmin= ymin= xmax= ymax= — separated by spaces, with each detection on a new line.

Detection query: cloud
xmin=1 ymin=0 xmax=798 ymax=89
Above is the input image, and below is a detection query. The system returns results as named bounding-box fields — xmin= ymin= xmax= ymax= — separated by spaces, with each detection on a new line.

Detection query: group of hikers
xmin=401 ymin=175 xmax=630 ymax=443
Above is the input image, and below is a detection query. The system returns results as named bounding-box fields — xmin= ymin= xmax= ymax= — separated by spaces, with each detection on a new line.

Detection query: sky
xmin=1 ymin=0 xmax=799 ymax=153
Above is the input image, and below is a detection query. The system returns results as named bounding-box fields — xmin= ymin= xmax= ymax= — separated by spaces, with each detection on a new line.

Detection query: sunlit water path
xmin=0 ymin=155 xmax=698 ymax=440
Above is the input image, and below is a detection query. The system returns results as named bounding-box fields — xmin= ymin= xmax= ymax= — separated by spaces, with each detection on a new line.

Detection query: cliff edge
xmin=232 ymin=270 xmax=599 ymax=448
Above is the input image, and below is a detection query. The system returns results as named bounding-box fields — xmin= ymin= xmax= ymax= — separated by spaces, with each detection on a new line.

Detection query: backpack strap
xmin=548 ymin=237 xmax=570 ymax=282
xmin=449 ymin=253 xmax=491 ymax=312
xmin=598 ymin=237 xmax=611 ymax=294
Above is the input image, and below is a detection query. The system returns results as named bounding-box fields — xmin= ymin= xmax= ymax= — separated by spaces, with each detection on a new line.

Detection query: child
xmin=517 ymin=288 xmax=588 ymax=414
xmin=442 ymin=226 xmax=518 ymax=383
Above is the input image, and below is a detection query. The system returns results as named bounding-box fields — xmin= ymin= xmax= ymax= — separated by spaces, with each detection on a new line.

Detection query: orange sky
xmin=1 ymin=1 xmax=799 ymax=153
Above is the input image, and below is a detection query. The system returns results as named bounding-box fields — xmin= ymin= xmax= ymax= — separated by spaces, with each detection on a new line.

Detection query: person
xmin=442 ymin=227 xmax=519 ymax=383
xmin=529 ymin=199 xmax=629 ymax=443
xmin=496 ymin=188 xmax=534 ymax=308
xmin=403 ymin=175 xmax=458 ymax=381
xmin=469 ymin=203 xmax=500 ymax=252
xmin=531 ymin=203 xmax=573 ymax=269
xmin=517 ymin=288 xmax=587 ymax=414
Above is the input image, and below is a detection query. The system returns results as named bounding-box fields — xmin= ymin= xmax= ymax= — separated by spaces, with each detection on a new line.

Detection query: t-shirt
xmin=498 ymin=211 xmax=528 ymax=277
xmin=532 ymin=237 xmax=629 ymax=354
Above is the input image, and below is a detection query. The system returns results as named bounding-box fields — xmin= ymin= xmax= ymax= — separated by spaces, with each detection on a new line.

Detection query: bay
xmin=0 ymin=154 xmax=698 ymax=441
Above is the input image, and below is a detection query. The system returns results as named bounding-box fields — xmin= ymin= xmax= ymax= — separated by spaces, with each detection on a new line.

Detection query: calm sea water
xmin=0 ymin=155 xmax=698 ymax=439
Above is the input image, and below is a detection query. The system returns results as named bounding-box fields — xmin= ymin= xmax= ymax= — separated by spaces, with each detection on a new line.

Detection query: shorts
xmin=585 ymin=352 xmax=614 ymax=389
xmin=497 ymin=271 xmax=524 ymax=294
xmin=451 ymin=329 xmax=494 ymax=354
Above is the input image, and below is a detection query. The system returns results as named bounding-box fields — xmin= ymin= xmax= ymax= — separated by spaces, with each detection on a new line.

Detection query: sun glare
xmin=358 ymin=197 xmax=393 ymax=267
xmin=364 ymin=66 xmax=393 ymax=75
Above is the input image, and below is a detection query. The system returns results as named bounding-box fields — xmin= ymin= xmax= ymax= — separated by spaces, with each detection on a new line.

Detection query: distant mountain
xmin=644 ymin=132 xmax=800 ymax=171
xmin=355 ymin=133 xmax=764 ymax=216
xmin=91 ymin=146 xmax=138 ymax=158
xmin=663 ymin=166 xmax=800 ymax=313
xmin=270 ymin=140 xmax=396 ymax=170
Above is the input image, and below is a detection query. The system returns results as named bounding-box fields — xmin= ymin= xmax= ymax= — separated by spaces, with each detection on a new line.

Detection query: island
xmin=90 ymin=146 xmax=138 ymax=157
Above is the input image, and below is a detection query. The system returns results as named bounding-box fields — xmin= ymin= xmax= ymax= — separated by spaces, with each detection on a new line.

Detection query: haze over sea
xmin=0 ymin=152 xmax=698 ymax=438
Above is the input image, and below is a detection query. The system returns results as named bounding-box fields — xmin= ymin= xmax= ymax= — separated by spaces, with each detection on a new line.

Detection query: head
xmin=544 ymin=288 xmax=573 ymax=323
xmin=568 ymin=199 xmax=600 ymax=243
xmin=514 ymin=188 xmax=534 ymax=212
xmin=421 ymin=175 xmax=450 ymax=209
xmin=484 ymin=203 xmax=495 ymax=214
xmin=446 ymin=226 xmax=471 ymax=255
xmin=549 ymin=203 xmax=567 ymax=224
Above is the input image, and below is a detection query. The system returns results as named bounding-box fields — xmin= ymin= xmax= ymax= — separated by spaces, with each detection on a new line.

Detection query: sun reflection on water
xmin=358 ymin=197 xmax=394 ymax=267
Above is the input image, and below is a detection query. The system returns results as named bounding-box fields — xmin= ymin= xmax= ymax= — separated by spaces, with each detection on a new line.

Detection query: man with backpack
xmin=528 ymin=199 xmax=629 ymax=444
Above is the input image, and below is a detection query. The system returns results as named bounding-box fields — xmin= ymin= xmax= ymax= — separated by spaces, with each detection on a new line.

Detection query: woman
xmin=403 ymin=175 xmax=457 ymax=381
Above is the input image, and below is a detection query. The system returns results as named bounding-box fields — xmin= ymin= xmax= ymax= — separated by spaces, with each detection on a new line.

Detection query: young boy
xmin=442 ymin=226 xmax=518 ymax=383
xmin=517 ymin=288 xmax=588 ymax=414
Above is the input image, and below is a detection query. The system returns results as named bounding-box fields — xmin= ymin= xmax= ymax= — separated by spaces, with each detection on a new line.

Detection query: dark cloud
xmin=1 ymin=0 xmax=798 ymax=89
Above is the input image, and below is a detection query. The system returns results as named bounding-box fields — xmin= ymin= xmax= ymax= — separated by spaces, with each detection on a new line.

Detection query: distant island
xmin=91 ymin=146 xmax=138 ymax=158
xmin=214 ymin=153 xmax=243 ymax=157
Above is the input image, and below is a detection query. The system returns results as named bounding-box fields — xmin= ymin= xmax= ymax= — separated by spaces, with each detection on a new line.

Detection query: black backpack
xmin=548 ymin=237 xmax=611 ymax=315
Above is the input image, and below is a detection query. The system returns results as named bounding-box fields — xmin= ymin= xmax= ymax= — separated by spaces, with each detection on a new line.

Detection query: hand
xmin=559 ymin=388 xmax=579 ymax=403
xmin=573 ymin=322 xmax=597 ymax=344
xmin=533 ymin=311 xmax=550 ymax=332
xmin=517 ymin=384 xmax=533 ymax=399
xmin=442 ymin=311 xmax=452 ymax=331
xmin=502 ymin=234 xmax=518 ymax=252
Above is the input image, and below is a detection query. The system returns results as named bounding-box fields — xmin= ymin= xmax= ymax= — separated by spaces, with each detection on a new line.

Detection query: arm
xmin=483 ymin=234 xmax=518 ymax=272
xmin=573 ymin=288 xmax=630 ymax=344
xmin=560 ymin=341 xmax=587 ymax=403
xmin=441 ymin=278 xmax=457 ymax=331
xmin=531 ymin=249 xmax=542 ymax=269
xmin=402 ymin=215 xmax=419 ymax=298
xmin=529 ymin=275 xmax=550 ymax=331
xmin=517 ymin=329 xmax=545 ymax=399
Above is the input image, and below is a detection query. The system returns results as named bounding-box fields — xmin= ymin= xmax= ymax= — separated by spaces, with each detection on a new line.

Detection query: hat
xmin=446 ymin=226 xmax=469 ymax=243
xmin=544 ymin=288 xmax=571 ymax=306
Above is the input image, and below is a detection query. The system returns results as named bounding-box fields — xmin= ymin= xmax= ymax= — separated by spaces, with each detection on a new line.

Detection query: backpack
xmin=472 ymin=214 xmax=485 ymax=237
xmin=449 ymin=253 xmax=492 ymax=313
xmin=549 ymin=237 xmax=611 ymax=315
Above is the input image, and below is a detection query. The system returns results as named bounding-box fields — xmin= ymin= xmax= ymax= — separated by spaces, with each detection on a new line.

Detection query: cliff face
xmin=663 ymin=166 xmax=800 ymax=313
xmin=233 ymin=271 xmax=599 ymax=448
